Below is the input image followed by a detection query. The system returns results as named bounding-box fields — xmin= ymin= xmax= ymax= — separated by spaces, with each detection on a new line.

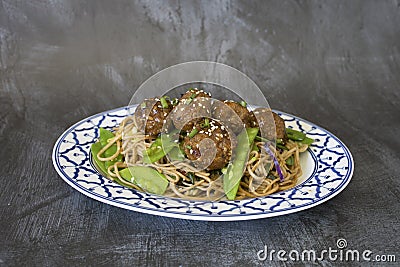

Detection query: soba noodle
xmin=95 ymin=116 xmax=309 ymax=200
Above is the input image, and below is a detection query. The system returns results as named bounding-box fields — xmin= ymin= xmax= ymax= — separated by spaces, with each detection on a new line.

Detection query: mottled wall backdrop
xmin=0 ymin=1 xmax=399 ymax=266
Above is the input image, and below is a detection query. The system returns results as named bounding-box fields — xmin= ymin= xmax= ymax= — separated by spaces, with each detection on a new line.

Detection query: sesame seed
xmin=190 ymin=149 xmax=193 ymax=154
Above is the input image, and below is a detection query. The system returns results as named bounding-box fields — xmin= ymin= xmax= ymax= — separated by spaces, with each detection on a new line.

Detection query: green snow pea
xmin=119 ymin=166 xmax=168 ymax=195
xmin=223 ymin=128 xmax=259 ymax=200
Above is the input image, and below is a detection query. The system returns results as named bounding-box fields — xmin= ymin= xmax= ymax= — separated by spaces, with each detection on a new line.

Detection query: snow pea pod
xmin=119 ymin=166 xmax=168 ymax=195
xmin=99 ymin=128 xmax=114 ymax=147
xmin=285 ymin=155 xmax=294 ymax=166
xmin=98 ymin=128 xmax=123 ymax=168
xmin=143 ymin=131 xmax=178 ymax=163
xmin=286 ymin=128 xmax=305 ymax=141
xmin=91 ymin=128 xmax=123 ymax=176
xmin=91 ymin=141 xmax=108 ymax=175
xmin=286 ymin=128 xmax=314 ymax=145
xmin=300 ymin=136 xmax=314 ymax=145
xmin=168 ymin=147 xmax=185 ymax=161
xmin=223 ymin=128 xmax=259 ymax=200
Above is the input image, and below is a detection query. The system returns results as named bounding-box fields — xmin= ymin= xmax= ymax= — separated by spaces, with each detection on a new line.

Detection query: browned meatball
xmin=134 ymin=97 xmax=173 ymax=136
xmin=170 ymin=88 xmax=212 ymax=131
xmin=182 ymin=119 xmax=233 ymax=170
xmin=212 ymin=100 xmax=254 ymax=134
xmin=251 ymin=108 xmax=286 ymax=140
xmin=273 ymin=112 xmax=286 ymax=139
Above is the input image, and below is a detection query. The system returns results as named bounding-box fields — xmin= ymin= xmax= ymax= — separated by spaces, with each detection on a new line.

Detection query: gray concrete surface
xmin=0 ymin=0 xmax=399 ymax=266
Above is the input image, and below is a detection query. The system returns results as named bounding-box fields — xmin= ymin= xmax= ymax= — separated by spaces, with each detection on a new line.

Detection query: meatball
xmin=251 ymin=108 xmax=286 ymax=140
xmin=182 ymin=119 xmax=233 ymax=170
xmin=170 ymin=88 xmax=212 ymax=131
xmin=212 ymin=100 xmax=254 ymax=134
xmin=134 ymin=97 xmax=173 ymax=136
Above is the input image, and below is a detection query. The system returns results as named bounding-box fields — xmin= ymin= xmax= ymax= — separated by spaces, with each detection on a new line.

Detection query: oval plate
xmin=52 ymin=106 xmax=353 ymax=221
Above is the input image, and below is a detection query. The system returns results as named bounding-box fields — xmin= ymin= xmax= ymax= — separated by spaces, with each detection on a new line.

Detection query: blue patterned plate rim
xmin=52 ymin=106 xmax=354 ymax=221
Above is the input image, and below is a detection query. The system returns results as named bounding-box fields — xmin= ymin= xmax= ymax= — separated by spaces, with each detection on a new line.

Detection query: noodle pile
xmin=96 ymin=116 xmax=309 ymax=200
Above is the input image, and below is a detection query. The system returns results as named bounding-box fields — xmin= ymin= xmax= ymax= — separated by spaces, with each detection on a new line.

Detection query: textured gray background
xmin=1 ymin=0 xmax=399 ymax=266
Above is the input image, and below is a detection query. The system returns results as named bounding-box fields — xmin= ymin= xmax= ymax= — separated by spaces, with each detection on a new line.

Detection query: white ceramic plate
xmin=52 ymin=106 xmax=353 ymax=221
